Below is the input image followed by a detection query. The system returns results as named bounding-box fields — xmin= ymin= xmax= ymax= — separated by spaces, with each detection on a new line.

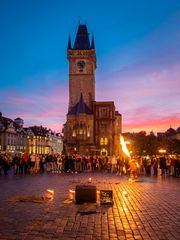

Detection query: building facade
xmin=63 ymin=24 xmax=122 ymax=156
xmin=0 ymin=112 xmax=63 ymax=154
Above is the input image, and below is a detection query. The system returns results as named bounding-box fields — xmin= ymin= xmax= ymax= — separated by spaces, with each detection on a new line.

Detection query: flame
xmin=120 ymin=135 xmax=131 ymax=158
xmin=88 ymin=177 xmax=92 ymax=183
xmin=47 ymin=189 xmax=54 ymax=195
xmin=69 ymin=189 xmax=75 ymax=200
xmin=69 ymin=189 xmax=75 ymax=193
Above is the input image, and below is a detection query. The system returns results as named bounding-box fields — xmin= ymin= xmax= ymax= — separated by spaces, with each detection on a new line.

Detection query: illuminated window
xmin=104 ymin=138 xmax=108 ymax=145
xmin=100 ymin=137 xmax=108 ymax=145
xmin=87 ymin=130 xmax=90 ymax=137
xmin=100 ymin=138 xmax=104 ymax=145
xmin=79 ymin=129 xmax=83 ymax=135
xmin=33 ymin=146 xmax=36 ymax=153
xmin=72 ymin=130 xmax=76 ymax=137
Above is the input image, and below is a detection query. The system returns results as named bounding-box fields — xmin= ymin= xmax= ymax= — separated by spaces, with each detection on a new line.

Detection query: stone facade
xmin=93 ymin=102 xmax=122 ymax=156
xmin=68 ymin=49 xmax=96 ymax=110
xmin=63 ymin=24 xmax=122 ymax=156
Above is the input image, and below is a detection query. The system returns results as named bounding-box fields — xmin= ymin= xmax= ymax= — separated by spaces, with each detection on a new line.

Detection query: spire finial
xmin=78 ymin=16 xmax=80 ymax=25
xmin=85 ymin=16 xmax=86 ymax=24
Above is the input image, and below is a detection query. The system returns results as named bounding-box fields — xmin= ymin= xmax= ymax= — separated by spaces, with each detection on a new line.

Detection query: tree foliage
xmin=123 ymin=132 xmax=180 ymax=156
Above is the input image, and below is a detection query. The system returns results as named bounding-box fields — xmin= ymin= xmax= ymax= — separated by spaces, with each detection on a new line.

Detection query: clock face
xmin=77 ymin=60 xmax=85 ymax=71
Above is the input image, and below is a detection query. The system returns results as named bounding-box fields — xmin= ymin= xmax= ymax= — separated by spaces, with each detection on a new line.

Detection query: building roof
xmin=73 ymin=24 xmax=91 ymax=50
xmin=14 ymin=117 xmax=23 ymax=121
xmin=68 ymin=93 xmax=92 ymax=115
xmin=29 ymin=126 xmax=50 ymax=136
xmin=165 ymin=127 xmax=176 ymax=137
xmin=176 ymin=127 xmax=180 ymax=133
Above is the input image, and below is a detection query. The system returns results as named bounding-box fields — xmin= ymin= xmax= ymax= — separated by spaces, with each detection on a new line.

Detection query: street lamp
xmin=158 ymin=149 xmax=167 ymax=153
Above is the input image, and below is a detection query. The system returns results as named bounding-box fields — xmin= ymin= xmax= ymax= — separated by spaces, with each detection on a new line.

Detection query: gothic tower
xmin=63 ymin=23 xmax=122 ymax=156
xmin=67 ymin=24 xmax=96 ymax=110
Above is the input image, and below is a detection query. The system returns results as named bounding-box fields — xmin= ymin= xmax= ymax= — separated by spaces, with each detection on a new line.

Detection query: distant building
xmin=0 ymin=112 xmax=63 ymax=154
xmin=157 ymin=127 xmax=180 ymax=139
xmin=0 ymin=113 xmax=27 ymax=153
xmin=26 ymin=126 xmax=63 ymax=154
xmin=63 ymin=24 xmax=122 ymax=156
xmin=165 ymin=127 xmax=177 ymax=137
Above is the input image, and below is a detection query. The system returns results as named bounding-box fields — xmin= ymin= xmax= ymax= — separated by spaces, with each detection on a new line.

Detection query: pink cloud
xmin=96 ymin=61 xmax=180 ymax=133
xmin=1 ymin=60 xmax=179 ymax=134
xmin=123 ymin=115 xmax=180 ymax=133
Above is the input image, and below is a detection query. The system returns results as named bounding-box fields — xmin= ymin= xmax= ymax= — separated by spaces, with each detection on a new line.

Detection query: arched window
xmin=100 ymin=137 xmax=108 ymax=145
xmin=104 ymin=138 xmax=108 ymax=145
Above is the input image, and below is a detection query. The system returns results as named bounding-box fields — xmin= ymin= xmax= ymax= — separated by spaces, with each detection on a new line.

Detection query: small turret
xmin=91 ymin=35 xmax=95 ymax=49
xmin=14 ymin=117 xmax=24 ymax=128
xmin=67 ymin=36 xmax=72 ymax=50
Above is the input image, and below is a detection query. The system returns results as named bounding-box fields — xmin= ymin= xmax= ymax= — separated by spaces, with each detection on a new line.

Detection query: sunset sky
xmin=0 ymin=0 xmax=180 ymax=133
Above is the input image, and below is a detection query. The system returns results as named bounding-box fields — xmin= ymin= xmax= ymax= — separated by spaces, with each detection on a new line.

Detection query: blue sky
xmin=0 ymin=0 xmax=180 ymax=132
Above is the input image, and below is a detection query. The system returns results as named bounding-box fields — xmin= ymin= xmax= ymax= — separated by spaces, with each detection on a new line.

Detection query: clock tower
xmin=63 ymin=23 xmax=122 ymax=156
xmin=67 ymin=24 xmax=96 ymax=110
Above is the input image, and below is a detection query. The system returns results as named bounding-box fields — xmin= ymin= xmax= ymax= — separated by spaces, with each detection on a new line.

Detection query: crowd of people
xmin=0 ymin=152 xmax=180 ymax=178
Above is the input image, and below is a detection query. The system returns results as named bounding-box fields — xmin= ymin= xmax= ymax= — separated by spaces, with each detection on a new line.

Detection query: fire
xmin=120 ymin=135 xmax=131 ymax=158
xmin=47 ymin=189 xmax=54 ymax=198
xmin=47 ymin=189 xmax=54 ymax=195
xmin=88 ymin=177 xmax=92 ymax=183
xmin=69 ymin=189 xmax=75 ymax=193
xmin=69 ymin=189 xmax=75 ymax=200
xmin=46 ymin=189 xmax=54 ymax=200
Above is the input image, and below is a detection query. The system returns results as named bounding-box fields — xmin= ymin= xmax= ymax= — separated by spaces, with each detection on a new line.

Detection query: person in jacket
xmin=129 ymin=158 xmax=138 ymax=181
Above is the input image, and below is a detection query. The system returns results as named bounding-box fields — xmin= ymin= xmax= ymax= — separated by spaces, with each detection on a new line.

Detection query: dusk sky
xmin=0 ymin=0 xmax=180 ymax=133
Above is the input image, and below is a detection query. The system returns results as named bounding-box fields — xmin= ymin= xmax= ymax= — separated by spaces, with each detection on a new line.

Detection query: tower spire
xmin=73 ymin=24 xmax=91 ymax=50
xmin=91 ymin=34 xmax=95 ymax=49
xmin=67 ymin=35 xmax=72 ymax=49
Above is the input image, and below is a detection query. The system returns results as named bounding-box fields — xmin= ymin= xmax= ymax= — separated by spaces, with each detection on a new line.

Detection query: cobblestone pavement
xmin=0 ymin=173 xmax=180 ymax=240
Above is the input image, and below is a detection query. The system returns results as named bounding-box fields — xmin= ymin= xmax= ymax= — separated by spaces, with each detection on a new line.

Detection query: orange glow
xmin=69 ymin=189 xmax=75 ymax=200
xmin=120 ymin=135 xmax=131 ymax=158
xmin=47 ymin=189 xmax=54 ymax=195
xmin=88 ymin=177 xmax=92 ymax=183
xmin=69 ymin=189 xmax=75 ymax=193
xmin=123 ymin=116 xmax=180 ymax=134
xmin=158 ymin=149 xmax=166 ymax=153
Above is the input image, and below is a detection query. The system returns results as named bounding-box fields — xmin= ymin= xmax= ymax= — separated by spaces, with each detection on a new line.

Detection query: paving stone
xmin=0 ymin=173 xmax=180 ymax=239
